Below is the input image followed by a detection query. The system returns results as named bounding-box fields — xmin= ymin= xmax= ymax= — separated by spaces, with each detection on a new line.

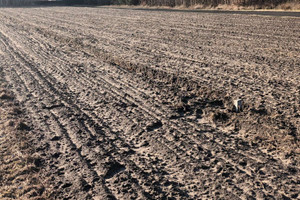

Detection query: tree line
xmin=139 ymin=0 xmax=295 ymax=7
xmin=0 ymin=0 xmax=34 ymax=6
xmin=0 ymin=0 xmax=297 ymax=9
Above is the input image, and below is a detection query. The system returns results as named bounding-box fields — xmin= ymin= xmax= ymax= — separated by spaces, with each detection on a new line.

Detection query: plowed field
xmin=0 ymin=7 xmax=299 ymax=200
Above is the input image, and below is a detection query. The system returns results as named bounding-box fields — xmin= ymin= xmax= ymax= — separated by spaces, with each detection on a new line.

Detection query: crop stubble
xmin=0 ymin=7 xmax=299 ymax=199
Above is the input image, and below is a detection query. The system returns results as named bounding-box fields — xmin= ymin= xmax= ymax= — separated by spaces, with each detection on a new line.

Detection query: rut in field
xmin=0 ymin=7 xmax=299 ymax=200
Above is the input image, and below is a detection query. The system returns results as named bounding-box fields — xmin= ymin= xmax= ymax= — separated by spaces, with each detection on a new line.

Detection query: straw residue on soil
xmin=0 ymin=84 xmax=50 ymax=199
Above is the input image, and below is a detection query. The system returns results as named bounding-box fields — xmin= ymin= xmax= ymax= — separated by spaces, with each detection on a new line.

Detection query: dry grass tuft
xmin=0 ymin=87 xmax=51 ymax=200
xmin=190 ymin=3 xmax=300 ymax=10
xmin=120 ymin=2 xmax=300 ymax=11
xmin=276 ymin=2 xmax=300 ymax=10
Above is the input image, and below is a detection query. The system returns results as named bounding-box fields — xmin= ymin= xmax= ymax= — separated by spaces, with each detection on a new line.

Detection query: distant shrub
xmin=113 ymin=0 xmax=140 ymax=5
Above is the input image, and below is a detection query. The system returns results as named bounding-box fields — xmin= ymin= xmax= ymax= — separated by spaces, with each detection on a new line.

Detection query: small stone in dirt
xmin=234 ymin=99 xmax=242 ymax=112
xmin=16 ymin=122 xmax=31 ymax=131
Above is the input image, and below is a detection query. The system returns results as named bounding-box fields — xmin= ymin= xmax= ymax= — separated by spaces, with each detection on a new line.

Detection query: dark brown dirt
xmin=0 ymin=7 xmax=299 ymax=199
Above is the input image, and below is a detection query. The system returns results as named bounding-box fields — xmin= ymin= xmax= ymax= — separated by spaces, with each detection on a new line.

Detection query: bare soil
xmin=0 ymin=7 xmax=299 ymax=199
xmin=0 ymin=76 xmax=50 ymax=199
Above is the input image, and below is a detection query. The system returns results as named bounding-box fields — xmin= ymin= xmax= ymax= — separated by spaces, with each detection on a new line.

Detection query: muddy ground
xmin=0 ymin=7 xmax=299 ymax=200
